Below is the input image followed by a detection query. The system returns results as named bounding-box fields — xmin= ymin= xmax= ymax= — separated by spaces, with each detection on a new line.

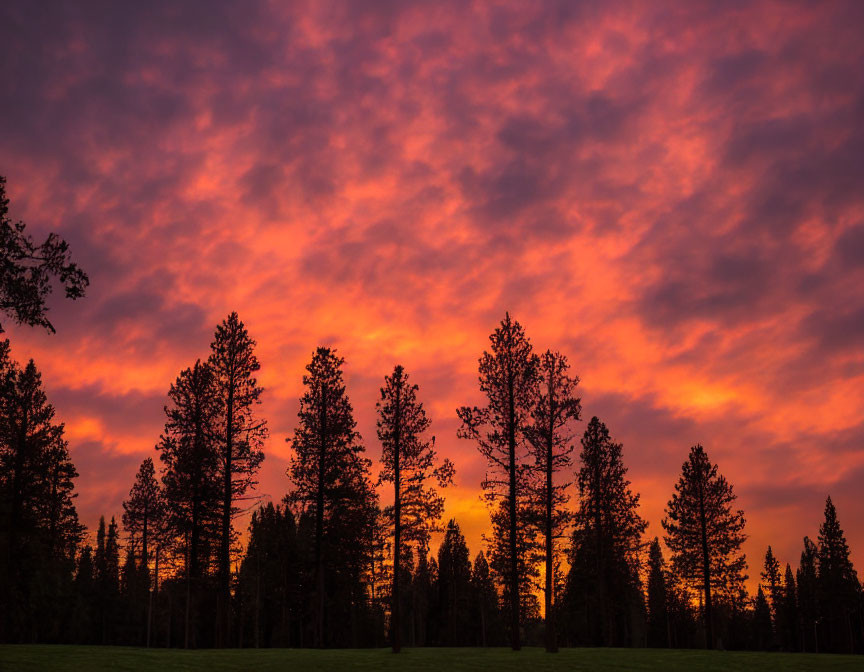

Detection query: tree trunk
xmin=697 ymin=477 xmax=713 ymax=649
xmin=216 ymin=377 xmax=235 ymax=648
xmin=507 ymin=368 xmax=521 ymax=651
xmin=315 ymin=382 xmax=327 ymax=648
xmin=544 ymin=370 xmax=557 ymax=653
xmin=392 ymin=384 xmax=402 ymax=653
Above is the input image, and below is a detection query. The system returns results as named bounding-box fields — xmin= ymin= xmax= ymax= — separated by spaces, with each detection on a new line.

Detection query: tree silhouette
xmin=778 ymin=563 xmax=799 ymax=651
xmin=469 ymin=551 xmax=500 ymax=647
xmin=208 ymin=312 xmax=267 ymax=644
xmin=564 ymin=417 xmax=646 ymax=647
xmin=458 ymin=313 xmax=539 ymax=651
xmin=646 ymin=538 xmax=670 ymax=648
xmin=0 ymin=351 xmax=82 ymax=641
xmin=376 ymin=364 xmax=453 ymax=652
xmin=122 ymin=457 xmax=166 ymax=647
xmin=158 ymin=360 xmax=222 ymax=648
xmin=662 ymin=444 xmax=747 ymax=650
xmin=816 ymin=496 xmax=860 ymax=653
xmin=797 ymin=536 xmax=819 ymax=652
xmin=753 ymin=586 xmax=773 ymax=650
xmin=434 ymin=520 xmax=472 ymax=646
xmin=0 ymin=175 xmax=88 ymax=333
xmin=526 ymin=350 xmax=580 ymax=652
xmin=287 ymin=347 xmax=373 ymax=648
xmin=762 ymin=546 xmax=782 ymax=623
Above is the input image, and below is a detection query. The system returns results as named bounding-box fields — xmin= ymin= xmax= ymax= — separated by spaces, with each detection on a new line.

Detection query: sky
xmin=1 ymin=0 xmax=863 ymax=582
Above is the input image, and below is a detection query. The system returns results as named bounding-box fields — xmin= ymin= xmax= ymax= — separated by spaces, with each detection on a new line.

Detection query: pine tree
xmin=778 ymin=563 xmax=799 ymax=651
xmin=564 ymin=417 xmax=646 ymax=647
xmin=0 ymin=175 xmax=88 ymax=334
xmin=646 ymin=538 xmax=670 ymax=647
xmin=761 ymin=546 xmax=782 ymax=620
xmin=526 ymin=350 xmax=580 ymax=653
xmin=457 ymin=313 xmax=539 ymax=651
xmin=158 ymin=360 xmax=222 ymax=648
xmin=434 ymin=520 xmax=472 ymax=646
xmin=123 ymin=458 xmax=165 ymax=572
xmin=753 ymin=586 xmax=773 ymax=650
xmin=816 ymin=496 xmax=859 ymax=653
xmin=662 ymin=445 xmax=747 ymax=650
xmin=796 ymin=536 xmax=819 ymax=652
xmin=0 ymin=353 xmax=82 ymax=641
xmin=93 ymin=516 xmax=121 ymax=644
xmin=376 ymin=364 xmax=453 ymax=652
xmin=287 ymin=347 xmax=374 ymax=648
xmin=208 ymin=312 xmax=267 ymax=643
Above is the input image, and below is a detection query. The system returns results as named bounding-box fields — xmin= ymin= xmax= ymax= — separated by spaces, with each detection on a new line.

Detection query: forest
xmin=0 ymin=176 xmax=862 ymax=655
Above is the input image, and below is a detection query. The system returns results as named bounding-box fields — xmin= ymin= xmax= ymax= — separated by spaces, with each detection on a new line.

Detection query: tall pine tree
xmin=287 ymin=347 xmax=375 ymax=647
xmin=377 ymin=364 xmax=453 ymax=652
xmin=564 ymin=417 xmax=646 ymax=647
xmin=158 ymin=360 xmax=222 ymax=648
xmin=208 ymin=312 xmax=267 ymax=645
xmin=662 ymin=444 xmax=747 ymax=650
xmin=526 ymin=350 xmax=580 ymax=652
xmin=458 ymin=313 xmax=539 ymax=651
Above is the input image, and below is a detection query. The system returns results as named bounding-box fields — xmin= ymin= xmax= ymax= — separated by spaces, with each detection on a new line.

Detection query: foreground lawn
xmin=0 ymin=645 xmax=861 ymax=671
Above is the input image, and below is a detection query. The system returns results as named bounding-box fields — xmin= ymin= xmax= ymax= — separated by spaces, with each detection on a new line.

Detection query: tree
xmin=761 ymin=546 xmax=782 ymax=621
xmin=526 ymin=350 xmax=580 ymax=652
xmin=646 ymin=538 xmax=670 ymax=648
xmin=797 ymin=536 xmax=819 ymax=652
xmin=816 ymin=496 xmax=860 ymax=653
xmin=778 ymin=563 xmax=799 ymax=651
xmin=158 ymin=360 xmax=222 ymax=648
xmin=0 ymin=175 xmax=88 ymax=333
xmin=208 ymin=312 xmax=267 ymax=644
xmin=469 ymin=551 xmax=500 ymax=647
xmin=0 ymin=351 xmax=82 ymax=641
xmin=122 ymin=457 xmax=166 ymax=647
xmin=287 ymin=347 xmax=374 ymax=648
xmin=662 ymin=444 xmax=747 ymax=650
xmin=94 ymin=516 xmax=121 ymax=644
xmin=564 ymin=417 xmax=646 ymax=647
xmin=376 ymin=364 xmax=453 ymax=652
xmin=457 ymin=313 xmax=539 ymax=651
xmin=122 ymin=458 xmax=164 ymax=572
xmin=753 ymin=586 xmax=773 ymax=650
xmin=434 ymin=520 xmax=472 ymax=646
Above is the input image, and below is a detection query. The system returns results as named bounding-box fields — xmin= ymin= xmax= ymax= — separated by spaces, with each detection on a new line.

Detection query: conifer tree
xmin=434 ymin=519 xmax=472 ymax=646
xmin=158 ymin=360 xmax=222 ymax=648
xmin=0 ymin=353 xmax=82 ymax=641
xmin=208 ymin=312 xmax=267 ymax=641
xmin=646 ymin=538 xmax=670 ymax=647
xmin=122 ymin=458 xmax=164 ymax=572
xmin=753 ymin=586 xmax=773 ymax=650
xmin=376 ymin=364 xmax=453 ymax=652
xmin=662 ymin=444 xmax=747 ymax=649
xmin=470 ymin=551 xmax=500 ymax=647
xmin=816 ymin=496 xmax=859 ymax=653
xmin=796 ymin=536 xmax=819 ymax=652
xmin=287 ymin=347 xmax=373 ymax=648
xmin=526 ymin=350 xmax=580 ymax=653
xmin=565 ymin=417 xmax=646 ymax=647
xmin=778 ymin=563 xmax=799 ymax=651
xmin=762 ymin=546 xmax=782 ymax=620
xmin=458 ymin=313 xmax=539 ymax=650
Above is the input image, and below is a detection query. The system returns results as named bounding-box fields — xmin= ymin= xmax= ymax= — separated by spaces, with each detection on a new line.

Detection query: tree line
xmin=0 ymin=177 xmax=861 ymax=653
xmin=1 ymin=313 xmax=862 ymax=653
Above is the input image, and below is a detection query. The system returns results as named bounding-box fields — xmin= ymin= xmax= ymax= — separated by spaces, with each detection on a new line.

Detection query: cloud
xmin=0 ymin=0 xmax=862 ymax=577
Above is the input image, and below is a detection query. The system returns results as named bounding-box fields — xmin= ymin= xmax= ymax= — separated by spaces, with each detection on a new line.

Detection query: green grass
xmin=0 ymin=645 xmax=861 ymax=671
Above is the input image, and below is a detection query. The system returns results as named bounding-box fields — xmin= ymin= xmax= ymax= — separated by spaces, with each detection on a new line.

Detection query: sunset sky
xmin=1 ymin=0 xmax=862 ymax=580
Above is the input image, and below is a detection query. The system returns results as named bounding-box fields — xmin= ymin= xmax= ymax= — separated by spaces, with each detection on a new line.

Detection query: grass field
xmin=0 ymin=645 xmax=861 ymax=671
